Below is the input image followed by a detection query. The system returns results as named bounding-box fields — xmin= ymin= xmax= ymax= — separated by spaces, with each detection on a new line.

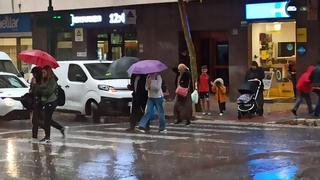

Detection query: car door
xmin=65 ymin=64 xmax=88 ymax=112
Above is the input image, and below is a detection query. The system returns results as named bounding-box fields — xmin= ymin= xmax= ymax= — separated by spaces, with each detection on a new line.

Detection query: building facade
xmin=0 ymin=0 xmax=318 ymax=101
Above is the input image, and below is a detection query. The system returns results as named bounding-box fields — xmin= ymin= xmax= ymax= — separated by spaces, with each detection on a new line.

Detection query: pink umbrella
xmin=127 ymin=60 xmax=167 ymax=75
xmin=18 ymin=49 xmax=59 ymax=69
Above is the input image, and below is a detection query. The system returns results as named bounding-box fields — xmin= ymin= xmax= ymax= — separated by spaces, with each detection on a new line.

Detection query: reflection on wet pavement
xmin=0 ymin=121 xmax=319 ymax=179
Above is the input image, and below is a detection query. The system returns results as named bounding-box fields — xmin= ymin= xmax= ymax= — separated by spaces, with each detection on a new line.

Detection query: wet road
xmin=0 ymin=118 xmax=319 ymax=180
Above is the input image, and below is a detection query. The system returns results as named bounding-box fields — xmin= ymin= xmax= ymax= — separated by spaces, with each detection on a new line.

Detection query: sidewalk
xmin=164 ymin=99 xmax=319 ymax=125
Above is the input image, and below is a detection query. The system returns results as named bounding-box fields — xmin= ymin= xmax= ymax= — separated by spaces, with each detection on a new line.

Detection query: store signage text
xmin=70 ymin=14 xmax=102 ymax=27
xmin=246 ymin=1 xmax=291 ymax=20
xmin=0 ymin=16 xmax=19 ymax=29
xmin=109 ymin=13 xmax=125 ymax=24
xmin=0 ymin=14 xmax=31 ymax=33
xmin=69 ymin=9 xmax=136 ymax=27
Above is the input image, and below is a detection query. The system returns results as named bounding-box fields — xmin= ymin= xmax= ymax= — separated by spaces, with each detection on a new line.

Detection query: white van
xmin=0 ymin=51 xmax=28 ymax=85
xmin=53 ymin=60 xmax=133 ymax=121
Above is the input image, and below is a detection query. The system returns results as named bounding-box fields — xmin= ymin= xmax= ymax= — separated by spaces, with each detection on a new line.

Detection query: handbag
xmin=20 ymin=93 xmax=34 ymax=111
xmin=175 ymin=86 xmax=189 ymax=97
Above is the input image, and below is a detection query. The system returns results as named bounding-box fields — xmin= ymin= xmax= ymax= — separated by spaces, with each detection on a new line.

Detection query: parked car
xmin=0 ymin=72 xmax=30 ymax=120
xmin=0 ymin=51 xmax=28 ymax=86
xmin=52 ymin=60 xmax=133 ymax=121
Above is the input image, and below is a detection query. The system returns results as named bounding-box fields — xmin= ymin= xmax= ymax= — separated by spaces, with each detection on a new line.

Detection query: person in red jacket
xmin=291 ymin=65 xmax=314 ymax=116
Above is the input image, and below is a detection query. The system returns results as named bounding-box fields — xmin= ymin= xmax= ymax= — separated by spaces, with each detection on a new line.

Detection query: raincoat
xmin=297 ymin=66 xmax=314 ymax=93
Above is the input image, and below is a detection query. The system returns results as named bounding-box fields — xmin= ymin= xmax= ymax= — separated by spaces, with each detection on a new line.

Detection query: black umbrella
xmin=106 ymin=57 xmax=139 ymax=79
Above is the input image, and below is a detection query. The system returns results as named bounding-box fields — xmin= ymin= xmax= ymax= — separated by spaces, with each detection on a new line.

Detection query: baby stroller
xmin=237 ymin=79 xmax=262 ymax=119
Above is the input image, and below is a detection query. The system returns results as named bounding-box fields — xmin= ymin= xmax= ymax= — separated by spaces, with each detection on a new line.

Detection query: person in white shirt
xmin=137 ymin=73 xmax=166 ymax=133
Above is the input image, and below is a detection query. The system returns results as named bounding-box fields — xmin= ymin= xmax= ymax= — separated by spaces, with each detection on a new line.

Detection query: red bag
xmin=175 ymin=86 xmax=188 ymax=97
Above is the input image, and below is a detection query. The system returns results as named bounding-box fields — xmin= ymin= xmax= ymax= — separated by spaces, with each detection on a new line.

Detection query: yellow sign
xmin=260 ymin=50 xmax=267 ymax=60
xmin=297 ymin=28 xmax=307 ymax=42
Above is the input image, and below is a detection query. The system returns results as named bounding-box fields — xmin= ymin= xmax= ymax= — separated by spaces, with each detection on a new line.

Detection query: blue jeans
xmin=139 ymin=97 xmax=165 ymax=130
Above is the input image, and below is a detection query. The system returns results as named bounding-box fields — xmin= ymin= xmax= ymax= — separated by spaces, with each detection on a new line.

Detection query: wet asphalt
xmin=0 ymin=113 xmax=319 ymax=180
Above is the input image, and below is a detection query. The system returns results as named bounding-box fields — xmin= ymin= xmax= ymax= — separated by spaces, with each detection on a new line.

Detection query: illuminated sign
xmin=70 ymin=14 xmax=102 ymax=26
xmin=109 ymin=13 xmax=126 ymax=24
xmin=246 ymin=1 xmax=291 ymax=20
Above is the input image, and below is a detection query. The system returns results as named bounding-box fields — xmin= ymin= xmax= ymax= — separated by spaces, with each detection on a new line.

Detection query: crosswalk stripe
xmin=167 ymin=123 xmax=279 ymax=131
xmin=146 ymin=126 xmax=250 ymax=134
xmin=12 ymin=138 xmax=116 ymax=150
xmin=76 ymin=130 xmax=189 ymax=140
xmin=66 ymin=135 xmax=156 ymax=144
xmin=105 ymin=128 xmax=216 ymax=136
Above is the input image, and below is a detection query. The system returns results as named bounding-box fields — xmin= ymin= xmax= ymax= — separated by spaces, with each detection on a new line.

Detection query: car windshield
xmin=84 ymin=63 xmax=130 ymax=80
xmin=0 ymin=75 xmax=27 ymax=88
xmin=0 ymin=60 xmax=20 ymax=76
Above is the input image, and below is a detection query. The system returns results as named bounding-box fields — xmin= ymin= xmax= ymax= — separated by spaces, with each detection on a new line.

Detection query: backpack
xmin=56 ymin=85 xmax=65 ymax=106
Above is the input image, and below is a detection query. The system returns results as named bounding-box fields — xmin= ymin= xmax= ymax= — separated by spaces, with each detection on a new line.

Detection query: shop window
xmin=124 ymin=33 xmax=138 ymax=57
xmin=20 ymin=38 xmax=33 ymax=79
xmin=56 ymin=32 xmax=73 ymax=60
xmin=111 ymin=33 xmax=123 ymax=45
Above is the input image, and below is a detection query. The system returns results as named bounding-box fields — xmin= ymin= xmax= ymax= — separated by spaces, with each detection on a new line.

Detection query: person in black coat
xmin=245 ymin=61 xmax=265 ymax=116
xmin=174 ymin=64 xmax=193 ymax=125
xmin=310 ymin=61 xmax=320 ymax=116
xmin=126 ymin=74 xmax=148 ymax=131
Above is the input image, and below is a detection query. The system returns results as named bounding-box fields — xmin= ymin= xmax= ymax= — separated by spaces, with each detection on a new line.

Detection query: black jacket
xmin=310 ymin=65 xmax=320 ymax=87
xmin=129 ymin=74 xmax=148 ymax=102
xmin=245 ymin=67 xmax=265 ymax=89
xmin=178 ymin=71 xmax=191 ymax=88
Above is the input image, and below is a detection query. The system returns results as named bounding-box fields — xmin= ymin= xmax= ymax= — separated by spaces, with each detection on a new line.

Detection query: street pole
xmin=47 ymin=0 xmax=54 ymax=55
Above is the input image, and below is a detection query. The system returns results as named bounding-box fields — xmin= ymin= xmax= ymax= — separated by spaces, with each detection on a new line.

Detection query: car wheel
xmin=90 ymin=102 xmax=100 ymax=123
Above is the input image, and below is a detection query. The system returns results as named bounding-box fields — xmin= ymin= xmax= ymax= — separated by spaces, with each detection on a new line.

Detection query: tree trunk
xmin=178 ymin=0 xmax=198 ymax=88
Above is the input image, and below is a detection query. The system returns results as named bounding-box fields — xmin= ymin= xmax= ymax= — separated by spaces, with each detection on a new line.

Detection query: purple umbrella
xmin=127 ymin=60 xmax=168 ymax=74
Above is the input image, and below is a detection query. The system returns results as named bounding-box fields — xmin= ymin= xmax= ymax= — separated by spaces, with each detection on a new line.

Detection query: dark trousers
xmin=129 ymin=97 xmax=147 ymax=129
xmin=42 ymin=101 xmax=62 ymax=139
xmin=292 ymin=91 xmax=313 ymax=113
xmin=32 ymin=104 xmax=42 ymax=139
xmin=256 ymin=90 xmax=264 ymax=115
xmin=218 ymin=102 xmax=226 ymax=113
xmin=315 ymin=90 xmax=320 ymax=116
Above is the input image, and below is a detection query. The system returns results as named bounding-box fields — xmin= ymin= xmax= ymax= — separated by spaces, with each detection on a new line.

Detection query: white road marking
xmin=77 ymin=130 xmax=189 ymax=140
xmin=12 ymin=138 xmax=116 ymax=150
xmin=66 ymin=135 xmax=156 ymax=144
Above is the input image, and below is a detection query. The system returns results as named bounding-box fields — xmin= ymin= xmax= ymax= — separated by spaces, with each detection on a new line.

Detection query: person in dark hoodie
xmin=126 ymin=74 xmax=148 ymax=131
xmin=245 ymin=61 xmax=265 ymax=116
xmin=310 ymin=61 xmax=320 ymax=116
xmin=291 ymin=65 xmax=314 ymax=116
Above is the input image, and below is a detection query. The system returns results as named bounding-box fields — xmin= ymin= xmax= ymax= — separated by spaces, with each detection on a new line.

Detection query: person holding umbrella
xmin=18 ymin=50 xmax=63 ymax=143
xmin=34 ymin=66 xmax=64 ymax=143
xmin=136 ymin=72 xmax=166 ymax=133
xmin=127 ymin=60 xmax=167 ymax=133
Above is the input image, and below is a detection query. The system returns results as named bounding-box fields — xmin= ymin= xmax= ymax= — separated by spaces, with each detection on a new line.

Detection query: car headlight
xmin=98 ymin=85 xmax=117 ymax=92
xmin=3 ymin=98 xmax=15 ymax=107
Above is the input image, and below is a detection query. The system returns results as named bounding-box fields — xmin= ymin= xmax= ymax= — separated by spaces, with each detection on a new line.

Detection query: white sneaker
xmin=202 ymin=112 xmax=207 ymax=115
xmin=219 ymin=113 xmax=223 ymax=116
xmin=39 ymin=138 xmax=51 ymax=144
xmin=207 ymin=112 xmax=212 ymax=116
xmin=159 ymin=129 xmax=167 ymax=134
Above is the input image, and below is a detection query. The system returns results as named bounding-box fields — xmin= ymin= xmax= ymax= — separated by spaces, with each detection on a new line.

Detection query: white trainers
xmin=202 ymin=112 xmax=207 ymax=115
xmin=159 ymin=129 xmax=167 ymax=134
xmin=207 ymin=112 xmax=212 ymax=116
xmin=39 ymin=138 xmax=51 ymax=144
xmin=219 ymin=113 xmax=223 ymax=116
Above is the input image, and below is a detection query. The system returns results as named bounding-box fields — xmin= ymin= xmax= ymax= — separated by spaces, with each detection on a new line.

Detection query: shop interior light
xmin=273 ymin=23 xmax=281 ymax=31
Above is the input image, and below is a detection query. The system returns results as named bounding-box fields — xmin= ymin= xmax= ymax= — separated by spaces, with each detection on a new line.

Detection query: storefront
xmin=34 ymin=8 xmax=138 ymax=61
xmin=0 ymin=14 xmax=32 ymax=73
xmin=246 ymin=1 xmax=297 ymax=100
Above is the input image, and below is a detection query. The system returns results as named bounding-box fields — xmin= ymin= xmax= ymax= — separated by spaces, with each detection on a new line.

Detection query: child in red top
xmin=196 ymin=65 xmax=211 ymax=115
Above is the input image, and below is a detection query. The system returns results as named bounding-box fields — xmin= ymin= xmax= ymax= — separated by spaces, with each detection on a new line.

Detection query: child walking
xmin=211 ymin=78 xmax=227 ymax=116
